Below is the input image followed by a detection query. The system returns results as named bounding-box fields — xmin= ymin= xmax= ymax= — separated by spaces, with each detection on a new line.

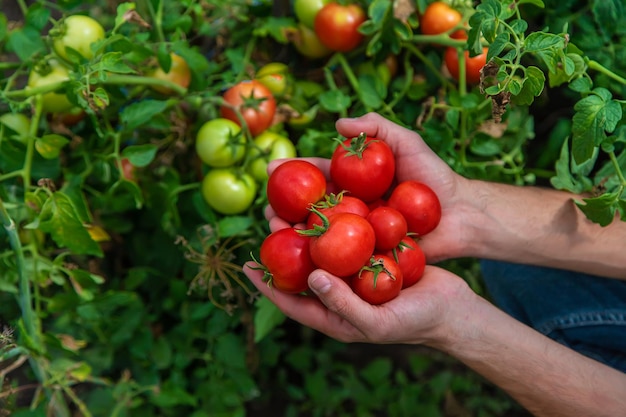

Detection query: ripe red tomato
xmin=306 ymin=193 xmax=370 ymax=229
xmin=306 ymin=212 xmax=375 ymax=278
xmin=150 ymin=53 xmax=191 ymax=95
xmin=386 ymin=236 xmax=426 ymax=289
xmin=366 ymin=206 xmax=408 ymax=251
xmin=330 ymin=133 xmax=395 ymax=202
xmin=314 ymin=3 xmax=366 ymax=52
xmin=444 ymin=46 xmax=488 ymax=85
xmin=220 ymin=80 xmax=276 ymax=136
xmin=386 ymin=181 xmax=441 ymax=236
xmin=351 ymin=254 xmax=403 ymax=305
xmin=259 ymin=228 xmax=316 ymax=294
xmin=419 ymin=2 xmax=462 ymax=36
xmin=267 ymin=160 xmax=327 ymax=223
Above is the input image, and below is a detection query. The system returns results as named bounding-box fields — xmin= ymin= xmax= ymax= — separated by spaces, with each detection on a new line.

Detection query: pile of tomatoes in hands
xmin=255 ymin=133 xmax=442 ymax=305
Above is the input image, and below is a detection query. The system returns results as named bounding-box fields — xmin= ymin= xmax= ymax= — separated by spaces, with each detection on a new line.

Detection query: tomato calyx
xmin=236 ymin=88 xmax=272 ymax=113
xmin=248 ymin=252 xmax=276 ymax=287
xmin=297 ymin=207 xmax=331 ymax=236
xmin=310 ymin=191 xmax=347 ymax=210
xmin=335 ymin=132 xmax=378 ymax=160
xmin=357 ymin=256 xmax=398 ymax=288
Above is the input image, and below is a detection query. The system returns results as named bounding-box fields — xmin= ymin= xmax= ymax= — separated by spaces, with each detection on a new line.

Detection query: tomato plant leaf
xmin=575 ymin=192 xmax=619 ymax=227
xmin=37 ymin=192 xmax=103 ymax=257
xmin=35 ymin=134 xmax=69 ymax=159
xmin=252 ymin=17 xmax=294 ymax=43
xmin=572 ymin=89 xmax=622 ymax=163
xmin=120 ymin=100 xmax=169 ymax=131
xmin=254 ymin=295 xmax=285 ymax=343
xmin=548 ymin=53 xmax=586 ymax=87
xmin=93 ymin=52 xmax=135 ymax=74
xmin=592 ymin=0 xmax=623 ymax=39
xmin=6 ymin=25 xmax=46 ymax=61
xmin=357 ymin=74 xmax=385 ymax=110
xmin=217 ymin=215 xmax=254 ymax=238
xmin=368 ymin=0 xmax=391 ymax=26
xmin=122 ymin=144 xmax=158 ymax=167
xmin=488 ymin=32 xmax=510 ymax=61
xmin=512 ymin=66 xmax=544 ymax=106
xmin=319 ymin=90 xmax=351 ymax=113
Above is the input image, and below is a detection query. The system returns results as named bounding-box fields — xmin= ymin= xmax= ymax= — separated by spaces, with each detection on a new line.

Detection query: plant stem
xmin=609 ymin=151 xmax=626 ymax=187
xmin=587 ymin=60 xmax=626 ymax=86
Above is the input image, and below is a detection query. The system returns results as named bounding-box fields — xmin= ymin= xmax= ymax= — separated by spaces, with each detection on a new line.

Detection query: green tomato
xmin=27 ymin=62 xmax=74 ymax=114
xmin=201 ymin=169 xmax=258 ymax=215
xmin=255 ymin=62 xmax=291 ymax=97
xmin=0 ymin=113 xmax=31 ymax=144
xmin=290 ymin=23 xmax=332 ymax=59
xmin=248 ymin=131 xmax=297 ymax=181
xmin=195 ymin=118 xmax=246 ymax=168
xmin=294 ymin=0 xmax=330 ymax=28
xmin=52 ymin=15 xmax=105 ymax=61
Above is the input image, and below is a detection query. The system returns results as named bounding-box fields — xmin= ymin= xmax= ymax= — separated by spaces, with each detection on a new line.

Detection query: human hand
xmin=266 ymin=112 xmax=474 ymax=262
xmin=243 ymin=261 xmax=475 ymax=346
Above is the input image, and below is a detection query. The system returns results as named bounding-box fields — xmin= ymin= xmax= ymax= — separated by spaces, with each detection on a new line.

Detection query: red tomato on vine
xmin=220 ymin=80 xmax=276 ymax=136
xmin=306 ymin=192 xmax=370 ymax=229
xmin=444 ymin=46 xmax=488 ymax=85
xmin=419 ymin=2 xmax=462 ymax=36
xmin=314 ymin=2 xmax=366 ymax=52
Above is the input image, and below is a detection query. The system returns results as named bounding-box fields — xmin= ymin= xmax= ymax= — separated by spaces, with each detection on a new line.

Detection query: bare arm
xmin=440 ymin=290 xmax=626 ymax=417
xmin=454 ymin=180 xmax=626 ymax=279
xmin=244 ymin=264 xmax=626 ymax=417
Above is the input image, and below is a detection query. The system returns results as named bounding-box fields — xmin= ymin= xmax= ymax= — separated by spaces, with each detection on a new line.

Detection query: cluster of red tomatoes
xmin=255 ymin=133 xmax=441 ymax=305
xmin=419 ymin=1 xmax=488 ymax=85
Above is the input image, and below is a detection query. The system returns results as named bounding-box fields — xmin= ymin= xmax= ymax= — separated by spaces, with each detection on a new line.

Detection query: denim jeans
xmin=480 ymin=260 xmax=626 ymax=373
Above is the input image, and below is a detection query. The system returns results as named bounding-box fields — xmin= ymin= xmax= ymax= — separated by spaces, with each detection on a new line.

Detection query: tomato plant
xmin=330 ymin=133 xmax=395 ymax=202
xmin=267 ymin=160 xmax=327 ymax=223
xmin=306 ymin=192 xmax=370 ymax=229
xmin=366 ymin=206 xmax=408 ymax=251
xmin=195 ymin=118 xmax=245 ymax=168
xmin=444 ymin=46 xmax=489 ymax=85
xmin=419 ymin=2 xmax=462 ymax=36
xmin=51 ymin=14 xmax=105 ymax=61
xmin=257 ymin=227 xmax=316 ymax=294
xmin=387 ymin=236 xmax=426 ymax=289
xmin=150 ymin=53 xmax=192 ymax=95
xmin=314 ymin=2 xmax=366 ymax=52
xmin=220 ymin=80 xmax=276 ymax=137
xmin=248 ymin=131 xmax=297 ymax=182
xmin=387 ymin=181 xmax=442 ymax=236
xmin=304 ymin=211 xmax=375 ymax=278
xmin=351 ymin=254 xmax=403 ymax=305
xmin=201 ymin=168 xmax=257 ymax=215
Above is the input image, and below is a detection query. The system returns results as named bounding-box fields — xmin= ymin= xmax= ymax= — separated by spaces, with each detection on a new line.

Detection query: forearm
xmin=462 ymin=180 xmax=626 ymax=278
xmin=434 ymin=295 xmax=626 ymax=417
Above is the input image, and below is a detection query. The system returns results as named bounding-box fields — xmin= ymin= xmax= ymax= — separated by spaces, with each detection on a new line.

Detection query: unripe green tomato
xmin=292 ymin=23 xmax=332 ymax=59
xmin=201 ymin=169 xmax=258 ymax=215
xmin=52 ymin=15 xmax=105 ymax=60
xmin=255 ymin=62 xmax=291 ymax=97
xmin=27 ymin=62 xmax=74 ymax=114
xmin=248 ymin=131 xmax=297 ymax=181
xmin=0 ymin=113 xmax=31 ymax=144
xmin=195 ymin=118 xmax=245 ymax=168
xmin=294 ymin=0 xmax=330 ymax=28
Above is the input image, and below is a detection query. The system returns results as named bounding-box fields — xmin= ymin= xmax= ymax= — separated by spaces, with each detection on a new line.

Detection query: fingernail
xmin=309 ymin=273 xmax=332 ymax=294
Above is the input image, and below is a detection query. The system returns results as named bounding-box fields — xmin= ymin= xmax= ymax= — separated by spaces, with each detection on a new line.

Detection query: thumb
xmin=308 ymin=269 xmax=375 ymax=328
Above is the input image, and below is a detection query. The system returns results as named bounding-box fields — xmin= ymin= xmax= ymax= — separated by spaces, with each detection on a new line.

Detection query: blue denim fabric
xmin=480 ymin=260 xmax=626 ymax=373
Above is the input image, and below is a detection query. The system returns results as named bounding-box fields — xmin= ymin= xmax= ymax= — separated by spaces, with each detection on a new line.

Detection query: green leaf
xmin=252 ymin=17 xmax=295 ymax=43
xmin=523 ymin=32 xmax=565 ymax=53
xmin=319 ymin=90 xmax=351 ymax=113
xmin=518 ymin=0 xmax=545 ymax=6
xmin=6 ymin=25 xmax=46 ymax=61
xmin=254 ymin=296 xmax=286 ymax=343
xmin=93 ymin=52 xmax=136 ymax=74
xmin=572 ymin=89 xmax=622 ymax=163
xmin=358 ymin=74 xmax=385 ymax=110
xmin=37 ymin=192 xmax=103 ymax=257
xmin=35 ymin=134 xmax=69 ymax=159
xmin=569 ymin=77 xmax=592 ymax=94
xmin=120 ymin=100 xmax=169 ymax=131
xmin=488 ymin=32 xmax=510 ymax=61
xmin=512 ymin=66 xmax=545 ymax=106
xmin=592 ymin=0 xmax=623 ymax=39
xmin=216 ymin=215 xmax=254 ymax=237
xmin=575 ymin=192 xmax=618 ymax=226
xmin=368 ymin=0 xmax=391 ymax=26
xmin=122 ymin=144 xmax=158 ymax=167
xmin=548 ymin=53 xmax=586 ymax=87
xmin=115 ymin=2 xmax=137 ymax=29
